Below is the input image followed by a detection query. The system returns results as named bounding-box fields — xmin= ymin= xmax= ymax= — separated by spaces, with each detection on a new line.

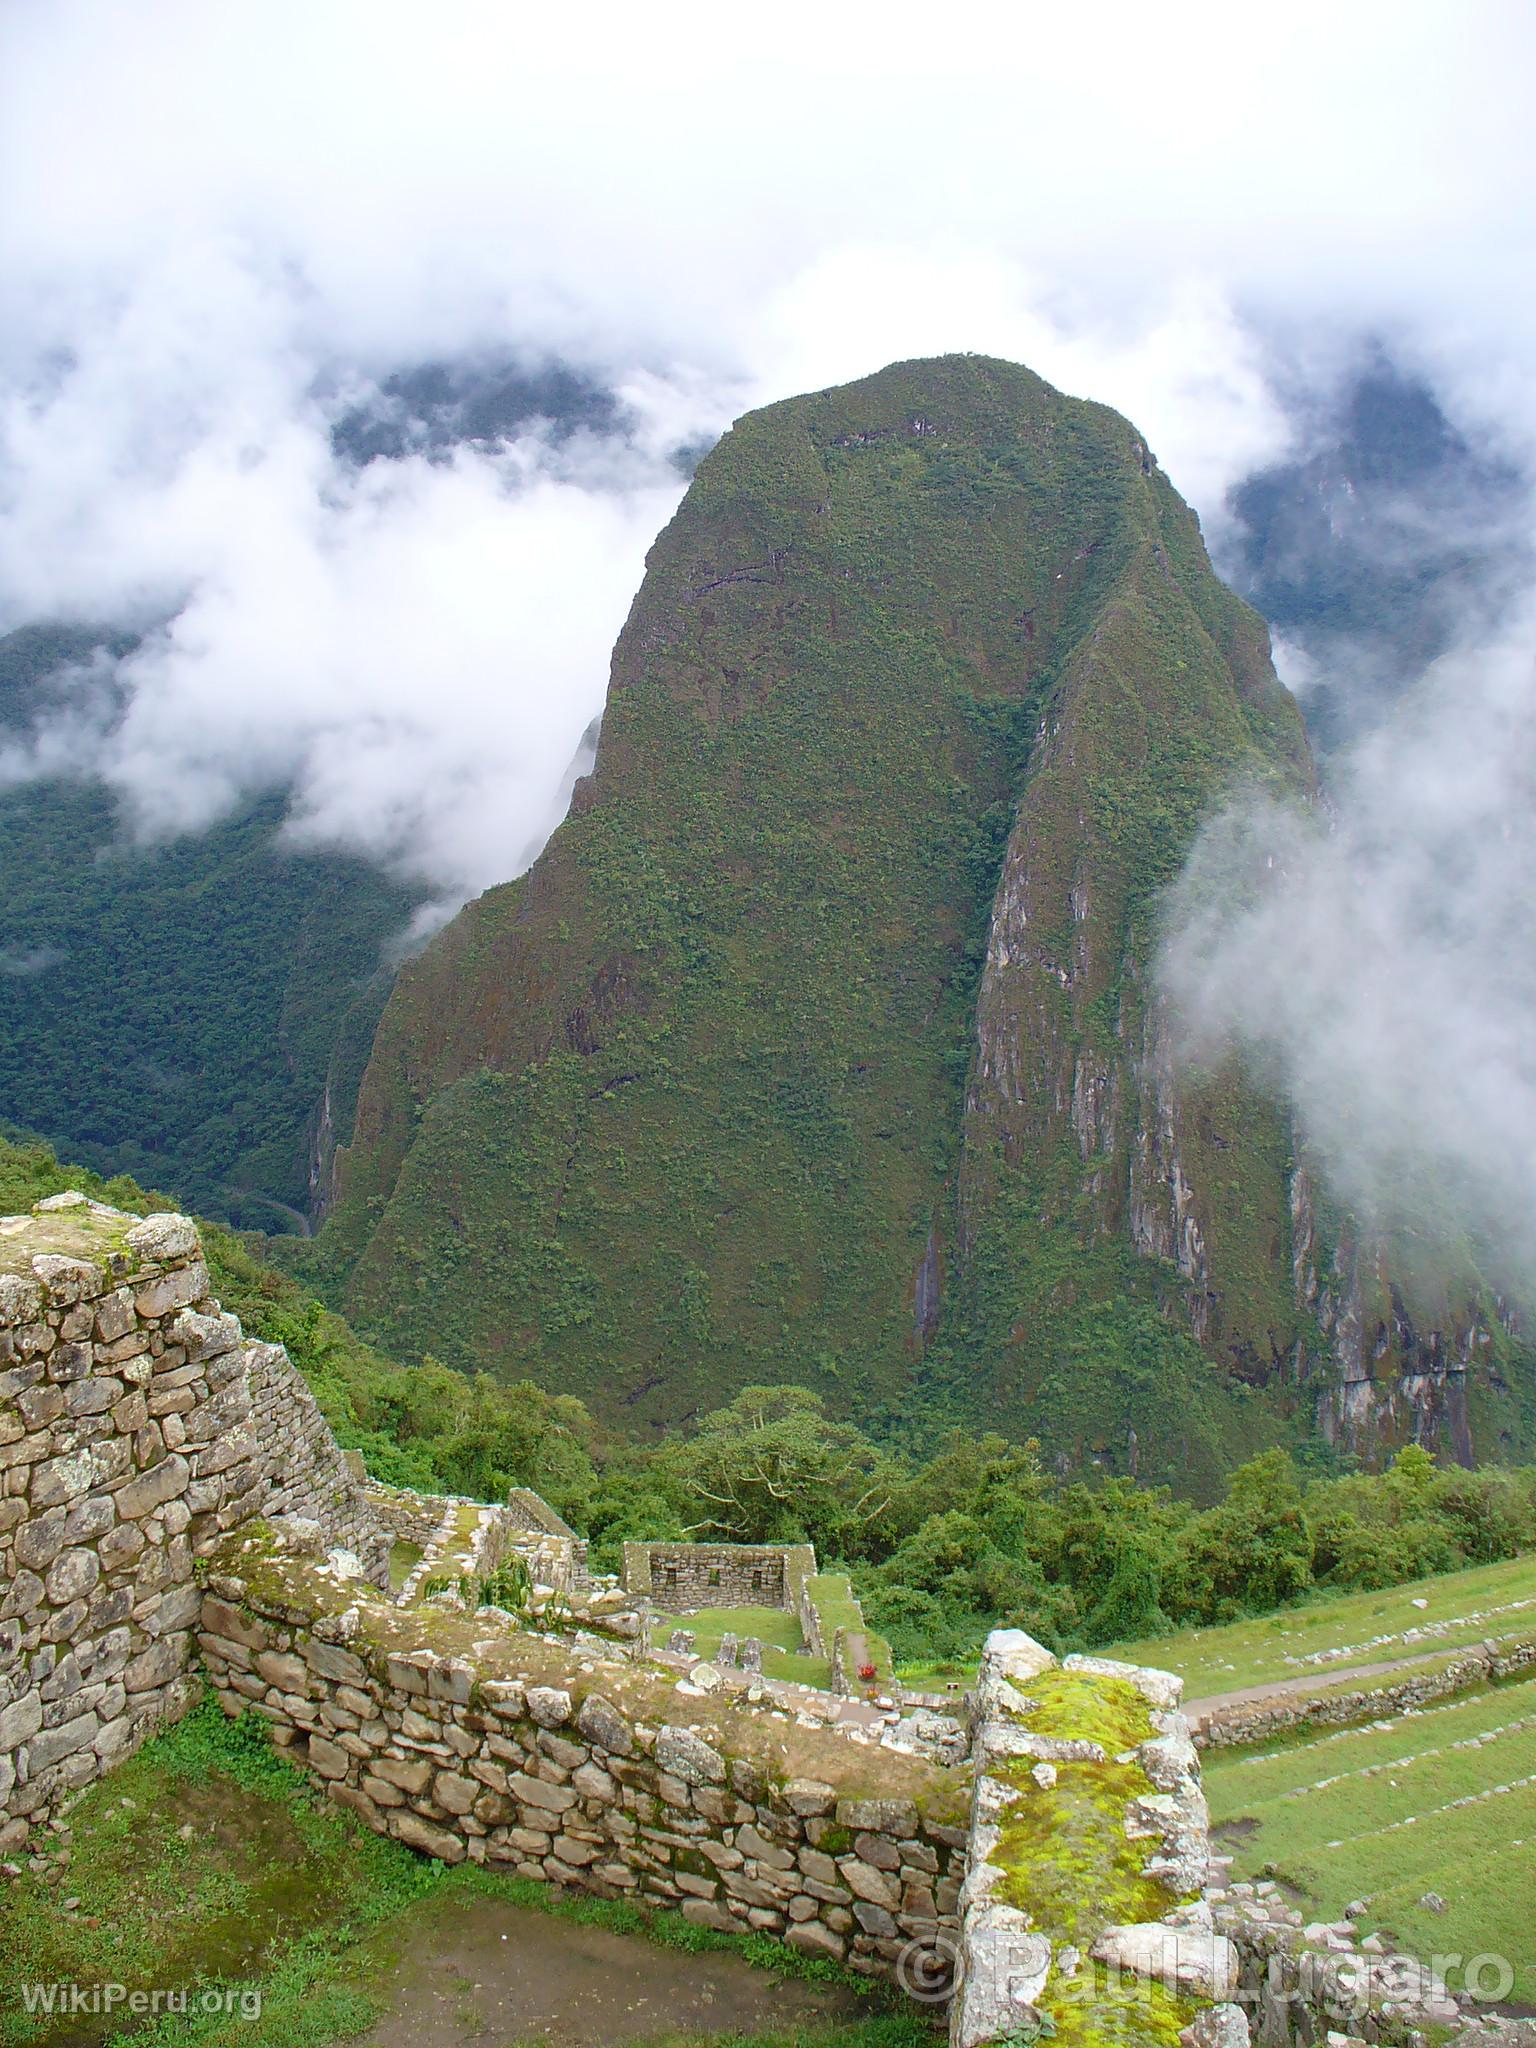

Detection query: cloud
xmin=0 ymin=945 xmax=67 ymax=979
xmin=1159 ymin=621 xmax=1536 ymax=1291
xmin=0 ymin=0 xmax=1534 ymax=920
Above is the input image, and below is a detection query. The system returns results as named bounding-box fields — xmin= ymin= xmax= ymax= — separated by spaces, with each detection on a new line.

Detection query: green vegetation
xmin=7 ymin=1132 xmax=1536 ymax=1681
xmin=991 ymin=1669 xmax=1197 ymax=2047
xmin=681 ymin=1605 xmax=832 ymax=1688
xmin=0 ymin=622 xmax=417 ymax=1226
xmin=307 ymin=354 xmax=1370 ymax=1471
xmin=0 ymin=1705 xmax=931 ymax=2047
xmin=1204 ymin=1675 xmax=1536 ymax=2005
xmin=1112 ymin=1549 xmax=1536 ymax=1697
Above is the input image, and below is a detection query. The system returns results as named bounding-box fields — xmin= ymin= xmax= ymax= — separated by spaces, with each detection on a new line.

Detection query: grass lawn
xmin=1109 ymin=1553 xmax=1536 ymax=1698
xmin=387 ymin=1541 xmax=424 ymax=1593
xmin=1204 ymin=1674 xmax=1536 ymax=2006
xmin=676 ymin=1606 xmax=833 ymax=1691
xmin=892 ymin=1658 xmax=976 ymax=1695
xmin=0 ymin=1703 xmax=935 ymax=2048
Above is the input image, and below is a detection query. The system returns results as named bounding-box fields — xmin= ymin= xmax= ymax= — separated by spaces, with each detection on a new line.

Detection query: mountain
xmin=0 ymin=622 xmax=418 ymax=1227
xmin=1226 ymin=349 xmax=1529 ymax=752
xmin=307 ymin=353 xmax=1371 ymax=1485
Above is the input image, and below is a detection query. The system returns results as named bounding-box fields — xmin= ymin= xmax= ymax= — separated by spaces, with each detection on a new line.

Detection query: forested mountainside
xmin=0 ymin=362 xmax=622 ymax=1230
xmin=307 ymin=350 xmax=1420 ymax=1486
xmin=0 ymin=623 xmax=417 ymax=1226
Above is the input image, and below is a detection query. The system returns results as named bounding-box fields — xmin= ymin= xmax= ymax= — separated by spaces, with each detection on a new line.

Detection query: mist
xmin=1159 ymin=620 xmax=1536 ymax=1291
xmin=4 ymin=1 xmax=1536 ymax=911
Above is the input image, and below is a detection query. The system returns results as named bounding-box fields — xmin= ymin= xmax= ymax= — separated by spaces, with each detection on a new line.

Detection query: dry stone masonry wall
xmin=951 ymin=1630 xmax=1241 ymax=2048
xmin=623 ymin=1540 xmax=814 ymax=1614
xmin=245 ymin=1338 xmax=388 ymax=1582
xmin=1190 ymin=1636 xmax=1536 ymax=1749
xmin=0 ymin=1199 xmax=386 ymax=1849
xmin=196 ymin=1528 xmax=971 ymax=1982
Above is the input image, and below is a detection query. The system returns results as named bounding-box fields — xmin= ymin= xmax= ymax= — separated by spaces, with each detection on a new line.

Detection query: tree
xmin=1168 ymin=1449 xmax=1313 ymax=1623
xmin=653 ymin=1385 xmax=898 ymax=1550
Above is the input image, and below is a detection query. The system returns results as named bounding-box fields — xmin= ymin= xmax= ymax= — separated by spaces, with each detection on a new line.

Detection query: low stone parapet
xmin=1192 ymin=1636 xmax=1536 ymax=1748
xmin=197 ymin=1523 xmax=971 ymax=1982
xmin=949 ymin=1630 xmax=1244 ymax=2048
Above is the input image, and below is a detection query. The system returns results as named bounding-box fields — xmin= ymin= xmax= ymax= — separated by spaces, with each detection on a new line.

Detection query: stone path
xmin=356 ymin=1895 xmax=867 ymax=2045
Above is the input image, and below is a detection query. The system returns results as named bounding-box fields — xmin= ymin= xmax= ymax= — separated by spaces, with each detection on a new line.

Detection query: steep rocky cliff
xmin=311 ymin=355 xmax=1522 ymax=1481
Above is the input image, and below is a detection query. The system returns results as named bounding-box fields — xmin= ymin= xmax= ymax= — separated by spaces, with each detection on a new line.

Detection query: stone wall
xmin=245 ymin=1340 xmax=388 ymax=1583
xmin=1191 ymin=1637 xmax=1536 ymax=1749
xmin=624 ymin=1541 xmax=815 ymax=1615
xmin=196 ymin=1527 xmax=970 ymax=1982
xmin=364 ymin=1480 xmax=445 ymax=1554
xmin=1211 ymin=1890 xmax=1463 ymax=2042
xmin=506 ymin=1488 xmax=590 ymax=1595
xmin=0 ymin=1202 xmax=264 ymax=1848
xmin=0 ymin=1199 xmax=390 ymax=1848
xmin=950 ymin=1631 xmax=1242 ymax=2048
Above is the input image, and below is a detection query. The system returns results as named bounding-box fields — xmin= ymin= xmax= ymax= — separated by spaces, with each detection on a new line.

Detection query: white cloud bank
xmin=1160 ymin=623 xmax=1536 ymax=1285
xmin=3 ymin=0 xmax=1533 ymax=905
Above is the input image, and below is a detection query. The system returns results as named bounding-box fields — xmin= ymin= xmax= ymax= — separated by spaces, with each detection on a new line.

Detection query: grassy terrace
xmin=1110 ymin=1552 xmax=1536 ymax=1698
xmin=679 ymin=1605 xmax=833 ymax=1691
xmin=1204 ymin=1674 xmax=1536 ymax=2006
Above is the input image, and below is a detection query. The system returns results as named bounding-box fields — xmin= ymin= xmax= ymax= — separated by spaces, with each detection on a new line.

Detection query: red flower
xmin=857 ymin=1662 xmax=878 ymax=1682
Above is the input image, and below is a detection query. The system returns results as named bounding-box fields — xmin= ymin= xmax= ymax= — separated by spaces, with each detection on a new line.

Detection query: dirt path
xmin=356 ymin=1895 xmax=870 ymax=2046
xmin=1185 ymin=1649 xmax=1452 ymax=1723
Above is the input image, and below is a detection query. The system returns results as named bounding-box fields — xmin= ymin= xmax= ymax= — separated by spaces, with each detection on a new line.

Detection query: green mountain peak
xmin=308 ymin=354 xmax=1514 ymax=1484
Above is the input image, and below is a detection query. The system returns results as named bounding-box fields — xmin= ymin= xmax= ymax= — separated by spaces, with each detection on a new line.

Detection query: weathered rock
xmin=575 ymin=1693 xmax=634 ymax=1757
xmin=1092 ymin=1923 xmax=1239 ymax=2001
xmin=526 ymin=1686 xmax=572 ymax=1728
xmin=655 ymin=1725 xmax=726 ymax=1787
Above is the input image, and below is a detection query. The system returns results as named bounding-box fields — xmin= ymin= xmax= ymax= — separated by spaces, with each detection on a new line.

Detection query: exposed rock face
xmin=317 ymin=353 xmax=1517 ymax=1471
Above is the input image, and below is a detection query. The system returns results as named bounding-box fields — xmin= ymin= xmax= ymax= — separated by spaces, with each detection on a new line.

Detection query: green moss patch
xmin=983 ymin=1669 xmax=1198 ymax=2047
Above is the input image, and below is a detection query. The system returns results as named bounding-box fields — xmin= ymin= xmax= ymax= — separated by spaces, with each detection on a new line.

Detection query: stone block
xmin=32 ymin=1255 xmax=103 ymax=1305
xmin=28 ymin=1709 xmax=101 ymax=1772
xmin=44 ymin=1548 xmax=101 ymax=1606
xmin=94 ymin=1289 xmax=137 ymax=1344
xmin=575 ymin=1692 xmax=634 ymax=1756
xmin=124 ymin=1639 xmax=188 ymax=1693
xmin=125 ymin=1213 xmax=201 ymax=1263
xmin=508 ymin=1772 xmax=577 ymax=1814
xmin=134 ymin=1261 xmax=210 ymax=1320
xmin=15 ymin=1507 xmax=67 ymax=1574
xmin=307 ymin=1736 xmax=350 ymax=1780
xmin=390 ymin=1810 xmax=466 ymax=1863
xmin=656 ymin=1725 xmax=726 ymax=1787
xmin=112 ymin=1454 xmax=190 ymax=1521
xmin=0 ymin=1275 xmax=44 ymax=1327
xmin=526 ymin=1685 xmax=571 ymax=1727
xmin=786 ymin=1920 xmax=845 ymax=1962
xmin=0 ymin=1689 xmax=43 ymax=1750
